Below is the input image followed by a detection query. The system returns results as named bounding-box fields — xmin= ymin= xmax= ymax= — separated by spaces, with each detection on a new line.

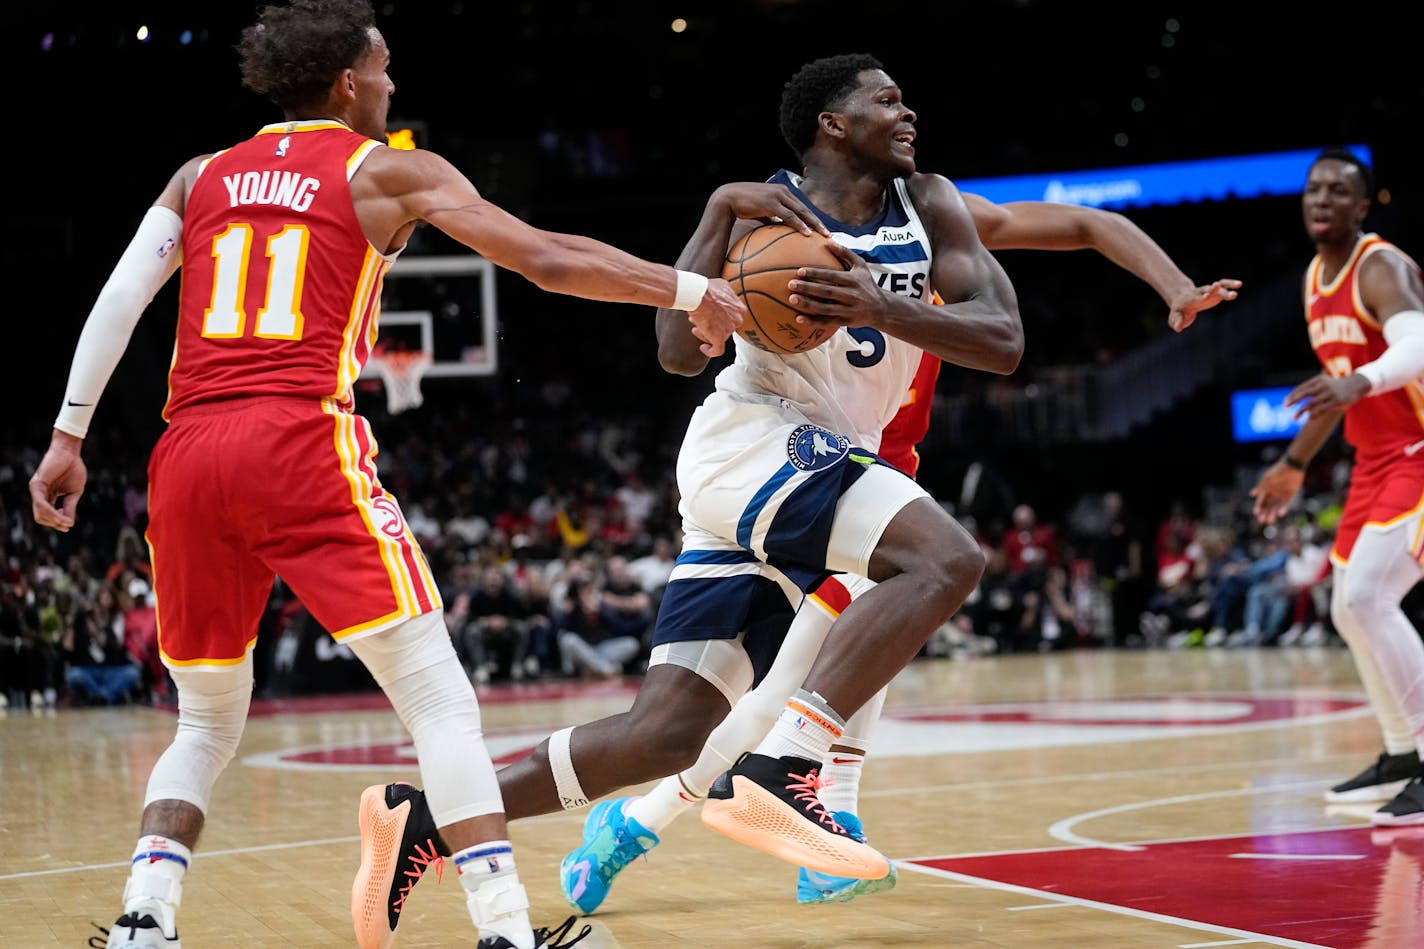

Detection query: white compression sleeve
xmin=55 ymin=206 xmax=183 ymax=437
xmin=1355 ymin=310 xmax=1424 ymax=395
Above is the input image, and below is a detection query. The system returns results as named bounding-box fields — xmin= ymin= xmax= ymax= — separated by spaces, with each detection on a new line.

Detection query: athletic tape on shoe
xmin=550 ymin=726 xmax=590 ymax=809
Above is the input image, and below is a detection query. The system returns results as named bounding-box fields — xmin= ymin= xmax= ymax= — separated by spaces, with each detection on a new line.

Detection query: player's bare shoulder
xmin=355 ymin=145 xmax=465 ymax=202
xmin=905 ymin=172 xmax=976 ymax=247
xmin=166 ymin=153 xmax=215 ymax=214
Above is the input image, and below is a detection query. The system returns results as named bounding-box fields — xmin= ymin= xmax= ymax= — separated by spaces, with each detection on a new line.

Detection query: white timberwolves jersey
xmin=712 ymin=169 xmax=933 ymax=450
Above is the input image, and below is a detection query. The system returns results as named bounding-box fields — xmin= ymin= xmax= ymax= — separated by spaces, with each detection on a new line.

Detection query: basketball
xmin=722 ymin=223 xmax=846 ymax=354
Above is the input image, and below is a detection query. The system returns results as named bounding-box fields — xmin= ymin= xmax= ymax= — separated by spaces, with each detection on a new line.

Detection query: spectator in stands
xmin=555 ymin=575 xmax=643 ymax=680
xmin=1002 ymin=503 xmax=1061 ymax=580
xmin=1252 ymin=524 xmax=1329 ymax=647
xmin=461 ymin=566 xmax=536 ymax=685
xmin=598 ymin=555 xmax=654 ymax=648
xmin=62 ymin=585 xmax=141 ymax=705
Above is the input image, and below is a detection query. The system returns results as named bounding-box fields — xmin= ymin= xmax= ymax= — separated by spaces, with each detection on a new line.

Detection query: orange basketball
xmin=721 ymin=223 xmax=846 ymax=354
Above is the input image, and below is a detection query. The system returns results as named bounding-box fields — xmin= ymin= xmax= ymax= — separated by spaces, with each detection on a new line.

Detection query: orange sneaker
xmin=352 ymin=783 xmax=447 ymax=949
xmin=702 ymin=753 xmax=890 ymax=880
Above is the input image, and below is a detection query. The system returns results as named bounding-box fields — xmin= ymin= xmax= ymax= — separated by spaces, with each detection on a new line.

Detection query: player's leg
xmin=1323 ymin=472 xmax=1422 ymax=806
xmin=264 ymin=408 xmax=544 ymax=949
xmin=104 ymin=412 xmax=270 ymax=949
xmin=1329 ymin=515 xmax=1424 ymax=825
xmin=704 ymin=462 xmax=983 ymax=878
xmin=557 ymin=578 xmax=830 ymax=914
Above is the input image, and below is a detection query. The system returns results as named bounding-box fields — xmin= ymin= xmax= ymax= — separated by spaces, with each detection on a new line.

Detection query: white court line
xmin=1228 ymin=852 xmax=1364 ymax=861
xmin=0 ymin=749 xmax=1365 ymax=881
xmin=1006 ymin=902 xmax=1075 ymax=911
xmin=0 ymin=810 xmax=582 ymax=882
xmin=1179 ymin=940 xmax=1258 ymax=948
xmin=901 ymin=862 xmax=1334 ymax=949
xmin=1047 ymin=780 xmax=1329 ymax=850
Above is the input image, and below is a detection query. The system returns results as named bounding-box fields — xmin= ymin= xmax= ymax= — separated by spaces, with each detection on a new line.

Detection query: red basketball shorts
xmin=1331 ymin=449 xmax=1424 ymax=565
xmin=145 ymin=397 xmax=440 ymax=666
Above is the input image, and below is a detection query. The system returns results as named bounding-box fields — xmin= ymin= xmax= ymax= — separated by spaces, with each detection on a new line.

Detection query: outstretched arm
xmin=653 ymin=183 xmax=830 ymax=376
xmin=962 ymin=194 xmax=1241 ymax=332
xmin=363 ymin=148 xmax=745 ymax=358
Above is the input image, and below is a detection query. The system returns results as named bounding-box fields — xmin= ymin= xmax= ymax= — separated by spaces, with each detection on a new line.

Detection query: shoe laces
xmin=87 ymin=922 xmax=109 ymax=948
xmin=599 ymin=825 xmax=651 ymax=880
xmin=535 ymin=915 xmax=593 ymax=948
xmin=785 ymin=767 xmax=844 ymax=834
xmin=393 ymin=838 xmax=445 ymax=914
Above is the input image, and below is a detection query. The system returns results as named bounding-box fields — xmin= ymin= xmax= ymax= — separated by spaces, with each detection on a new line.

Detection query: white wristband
xmin=671 ymin=270 xmax=709 ymax=311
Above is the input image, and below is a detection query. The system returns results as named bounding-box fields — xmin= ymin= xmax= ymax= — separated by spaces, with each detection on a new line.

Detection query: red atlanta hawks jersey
xmin=1306 ymin=233 xmax=1424 ymax=457
xmin=164 ymin=121 xmax=392 ymax=418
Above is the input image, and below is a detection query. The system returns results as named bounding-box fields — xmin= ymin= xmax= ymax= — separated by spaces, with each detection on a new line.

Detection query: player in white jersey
xmin=504 ymin=52 xmax=1016 ymax=873
xmin=357 ymin=52 xmax=1022 ymax=922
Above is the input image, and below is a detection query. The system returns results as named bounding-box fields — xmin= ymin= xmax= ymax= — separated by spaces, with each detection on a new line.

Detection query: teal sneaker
xmin=559 ymin=797 xmax=660 ymax=914
xmin=795 ymin=811 xmax=898 ymax=904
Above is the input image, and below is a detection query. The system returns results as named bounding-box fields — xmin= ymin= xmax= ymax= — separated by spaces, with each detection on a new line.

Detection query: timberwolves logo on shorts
xmin=787 ymin=424 xmax=851 ymax=472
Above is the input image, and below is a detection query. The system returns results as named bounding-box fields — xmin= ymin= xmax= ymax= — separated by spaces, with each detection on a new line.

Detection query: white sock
xmin=754 ymin=689 xmax=845 ymax=762
xmin=628 ymin=777 xmax=698 ymax=834
xmin=123 ymin=835 xmax=190 ymax=937
xmin=455 ymin=841 xmax=533 ymax=949
xmin=818 ymin=750 xmax=865 ymax=815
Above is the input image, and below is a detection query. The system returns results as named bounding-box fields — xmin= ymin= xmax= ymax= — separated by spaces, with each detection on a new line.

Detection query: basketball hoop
xmin=369 ymin=350 xmax=432 ymax=414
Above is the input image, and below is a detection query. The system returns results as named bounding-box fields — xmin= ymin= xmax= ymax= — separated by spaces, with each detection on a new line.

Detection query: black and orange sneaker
xmin=352 ymin=782 xmax=449 ymax=949
xmin=702 ymin=753 xmax=890 ymax=880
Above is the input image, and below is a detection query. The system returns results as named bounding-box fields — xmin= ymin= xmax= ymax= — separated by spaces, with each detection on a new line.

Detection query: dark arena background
xmin=5 ymin=3 xmax=1424 ymax=947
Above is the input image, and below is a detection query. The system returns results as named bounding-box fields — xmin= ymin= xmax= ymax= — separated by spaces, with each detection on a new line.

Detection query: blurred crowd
xmin=0 ymin=398 xmax=1367 ymax=713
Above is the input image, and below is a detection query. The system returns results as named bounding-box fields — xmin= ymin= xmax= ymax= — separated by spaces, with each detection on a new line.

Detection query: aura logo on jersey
xmin=787 ymin=424 xmax=850 ymax=472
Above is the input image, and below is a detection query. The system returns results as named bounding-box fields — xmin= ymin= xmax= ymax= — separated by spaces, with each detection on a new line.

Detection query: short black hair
xmin=778 ymin=54 xmax=885 ymax=163
xmin=1312 ymin=146 xmax=1375 ymax=199
xmin=238 ymin=0 xmax=377 ymax=111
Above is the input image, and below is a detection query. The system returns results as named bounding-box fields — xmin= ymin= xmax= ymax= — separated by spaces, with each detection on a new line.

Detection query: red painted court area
xmin=911 ymin=827 xmax=1424 ymax=948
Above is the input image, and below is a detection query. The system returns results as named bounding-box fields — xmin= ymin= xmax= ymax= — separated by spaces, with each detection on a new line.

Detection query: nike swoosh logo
xmin=677 ymin=791 xmax=698 ymax=803
xmin=830 ymin=756 xmax=861 ymax=765
xmin=568 ymin=861 xmax=591 ymax=899
xmin=1405 ymin=439 xmax=1424 ymax=457
xmin=65 ymin=399 xmax=93 ymax=407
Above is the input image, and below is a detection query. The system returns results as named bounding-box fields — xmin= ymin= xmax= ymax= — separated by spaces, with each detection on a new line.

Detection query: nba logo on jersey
xmin=787 ymin=424 xmax=850 ymax=472
xmin=275 ymin=135 xmax=291 ymax=157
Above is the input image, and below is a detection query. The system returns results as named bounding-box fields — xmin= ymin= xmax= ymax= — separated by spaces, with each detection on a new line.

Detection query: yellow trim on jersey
xmin=1402 ymin=382 xmax=1424 ymax=432
xmin=806 ymin=591 xmax=843 ymax=619
xmin=255 ymin=120 xmax=354 ymax=136
xmin=1363 ymin=490 xmax=1424 ymax=534
xmin=335 ymin=248 xmax=389 ymax=400
xmin=327 ymin=406 xmax=423 ymax=618
xmin=161 ymin=638 xmax=258 ymax=668
xmin=331 ymin=608 xmax=408 ymax=641
xmin=346 ymin=138 xmax=385 ymax=180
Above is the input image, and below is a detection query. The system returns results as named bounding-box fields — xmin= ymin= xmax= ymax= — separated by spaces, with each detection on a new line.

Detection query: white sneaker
xmin=1301 ymin=623 xmax=1328 ymax=647
xmin=102 ymin=905 xmax=180 ymax=948
xmin=1277 ymin=624 xmax=1304 ymax=647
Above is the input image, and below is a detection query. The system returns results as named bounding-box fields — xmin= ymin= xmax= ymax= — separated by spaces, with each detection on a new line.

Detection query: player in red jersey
xmin=25 ymin=2 xmax=761 ymax=947
xmin=548 ymin=193 xmax=1240 ymax=913
xmin=1252 ymin=147 xmax=1424 ymax=827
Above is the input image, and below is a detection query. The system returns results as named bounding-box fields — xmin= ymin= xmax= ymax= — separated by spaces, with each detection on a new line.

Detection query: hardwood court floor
xmin=2 ymin=646 xmax=1418 ymax=948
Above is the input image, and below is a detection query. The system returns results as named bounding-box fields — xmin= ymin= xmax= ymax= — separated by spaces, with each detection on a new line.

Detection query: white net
xmin=370 ymin=351 xmax=432 ymax=414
